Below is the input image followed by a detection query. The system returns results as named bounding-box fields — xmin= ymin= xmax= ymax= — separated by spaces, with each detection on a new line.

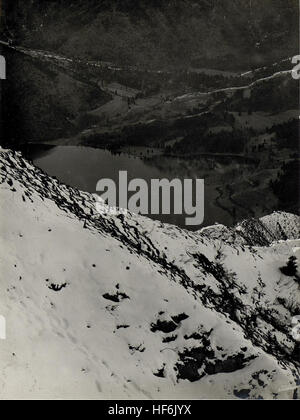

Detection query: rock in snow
xmin=0 ymin=149 xmax=299 ymax=399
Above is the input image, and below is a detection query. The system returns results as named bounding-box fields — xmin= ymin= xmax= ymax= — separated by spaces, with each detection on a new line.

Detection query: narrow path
xmin=174 ymin=69 xmax=292 ymax=101
xmin=1 ymin=40 xmax=292 ymax=103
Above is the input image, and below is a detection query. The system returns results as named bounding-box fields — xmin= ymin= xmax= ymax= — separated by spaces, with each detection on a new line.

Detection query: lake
xmin=21 ymin=144 xmax=251 ymax=230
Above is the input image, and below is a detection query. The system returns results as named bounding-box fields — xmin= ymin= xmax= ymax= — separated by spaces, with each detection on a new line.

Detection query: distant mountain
xmin=0 ymin=148 xmax=299 ymax=399
xmin=4 ymin=0 xmax=299 ymax=70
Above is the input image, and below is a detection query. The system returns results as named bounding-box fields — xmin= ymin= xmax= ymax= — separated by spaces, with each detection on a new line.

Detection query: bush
xmin=280 ymin=256 xmax=298 ymax=278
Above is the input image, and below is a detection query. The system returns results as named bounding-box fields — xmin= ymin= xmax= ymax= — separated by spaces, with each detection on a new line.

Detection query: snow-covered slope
xmin=0 ymin=149 xmax=299 ymax=400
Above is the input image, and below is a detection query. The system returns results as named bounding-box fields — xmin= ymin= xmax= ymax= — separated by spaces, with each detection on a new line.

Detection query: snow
xmin=0 ymin=150 xmax=299 ymax=399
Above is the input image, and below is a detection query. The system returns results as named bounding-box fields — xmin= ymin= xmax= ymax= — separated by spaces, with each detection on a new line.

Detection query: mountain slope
xmin=0 ymin=149 xmax=299 ymax=399
xmin=4 ymin=0 xmax=299 ymax=70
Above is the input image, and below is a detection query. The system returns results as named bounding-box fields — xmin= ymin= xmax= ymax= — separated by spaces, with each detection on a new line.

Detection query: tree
xmin=280 ymin=256 xmax=298 ymax=278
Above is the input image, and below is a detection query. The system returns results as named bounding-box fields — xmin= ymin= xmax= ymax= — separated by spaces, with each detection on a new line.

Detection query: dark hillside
xmin=3 ymin=0 xmax=299 ymax=70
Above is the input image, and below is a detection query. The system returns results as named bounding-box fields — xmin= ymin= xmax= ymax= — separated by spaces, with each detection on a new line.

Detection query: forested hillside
xmin=3 ymin=0 xmax=298 ymax=69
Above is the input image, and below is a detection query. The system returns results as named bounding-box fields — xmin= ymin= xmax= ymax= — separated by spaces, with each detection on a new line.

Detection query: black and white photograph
xmin=0 ymin=0 xmax=299 ymax=402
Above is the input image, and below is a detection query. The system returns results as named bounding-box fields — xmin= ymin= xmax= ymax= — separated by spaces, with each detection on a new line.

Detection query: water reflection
xmin=21 ymin=144 xmax=259 ymax=230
